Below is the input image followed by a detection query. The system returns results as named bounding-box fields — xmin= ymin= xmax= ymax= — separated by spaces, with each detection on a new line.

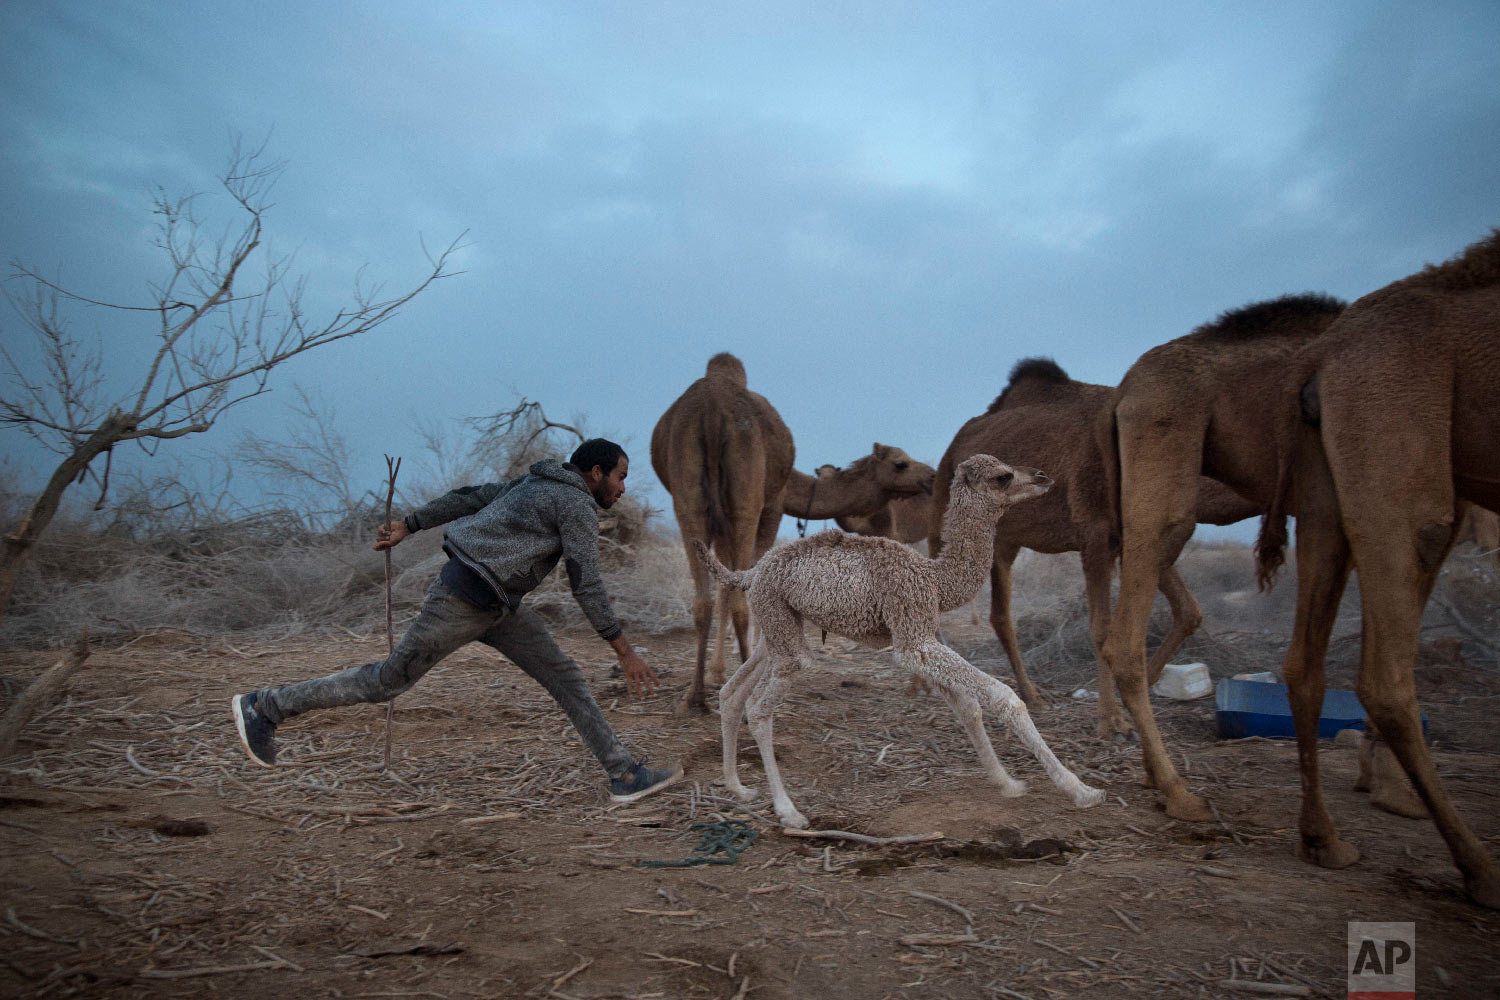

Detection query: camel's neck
xmin=782 ymin=468 xmax=888 ymax=520
xmin=931 ymin=491 xmax=1002 ymax=611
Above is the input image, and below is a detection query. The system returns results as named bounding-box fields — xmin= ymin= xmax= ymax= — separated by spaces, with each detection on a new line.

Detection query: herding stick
xmin=382 ymin=454 xmax=401 ymax=770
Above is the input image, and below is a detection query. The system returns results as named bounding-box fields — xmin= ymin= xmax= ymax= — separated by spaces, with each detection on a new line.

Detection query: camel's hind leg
xmin=728 ymin=594 xmax=810 ymax=828
xmin=1279 ymin=478 xmax=1361 ymax=871
xmin=1346 ymin=511 xmax=1500 ymax=906
xmin=1321 ymin=366 xmax=1500 ymax=908
xmin=1145 ymin=565 xmax=1203 ymax=685
xmin=743 ymin=655 xmax=807 ymax=828
xmin=675 ymin=520 xmax=716 ymax=715
xmin=718 ymin=638 xmax=772 ymax=801
xmin=988 ymin=542 xmax=1044 ymax=709
xmin=1101 ymin=408 xmax=1212 ymax=820
xmin=708 ymin=581 xmax=735 ymax=685
xmin=933 ymin=684 xmax=1027 ymax=798
xmin=902 ymin=638 xmax=1104 ymax=808
xmin=1079 ymin=531 xmax=1131 ymax=740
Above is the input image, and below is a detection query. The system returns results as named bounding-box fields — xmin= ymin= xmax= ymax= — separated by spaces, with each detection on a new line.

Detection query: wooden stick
xmin=900 ymin=931 xmax=979 ymax=946
xmin=902 ymin=890 xmax=975 ymax=925
xmin=780 ymin=827 xmax=944 ymax=845
xmin=382 ymin=454 xmax=401 ymax=770
xmin=0 ymin=630 xmax=90 ymax=758
xmin=140 ymin=960 xmax=289 ymax=980
xmin=1217 ymin=982 xmax=1310 ymax=997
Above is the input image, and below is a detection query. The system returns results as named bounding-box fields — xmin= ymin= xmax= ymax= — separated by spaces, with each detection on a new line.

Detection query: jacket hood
xmin=530 ymin=459 xmax=594 ymax=499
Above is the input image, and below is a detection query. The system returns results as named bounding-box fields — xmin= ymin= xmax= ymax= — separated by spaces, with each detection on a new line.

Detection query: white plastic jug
xmin=1152 ymin=662 xmax=1213 ymax=700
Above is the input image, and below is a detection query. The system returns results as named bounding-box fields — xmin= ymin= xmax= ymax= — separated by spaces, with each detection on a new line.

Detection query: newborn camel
xmin=696 ymin=454 xmax=1106 ymax=829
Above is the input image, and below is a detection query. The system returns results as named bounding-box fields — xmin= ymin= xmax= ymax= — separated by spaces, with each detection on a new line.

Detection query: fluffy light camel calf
xmin=696 ymin=454 xmax=1106 ymax=829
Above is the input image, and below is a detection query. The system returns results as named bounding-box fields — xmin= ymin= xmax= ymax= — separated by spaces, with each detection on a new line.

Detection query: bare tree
xmin=234 ymin=385 xmax=374 ymax=534
xmin=0 ymin=138 xmax=465 ymax=622
xmin=464 ymin=397 xmax=586 ymax=478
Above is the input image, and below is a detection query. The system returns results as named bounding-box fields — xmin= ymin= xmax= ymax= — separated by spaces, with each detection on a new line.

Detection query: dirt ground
xmin=3 ymin=609 xmax=1499 ymax=1000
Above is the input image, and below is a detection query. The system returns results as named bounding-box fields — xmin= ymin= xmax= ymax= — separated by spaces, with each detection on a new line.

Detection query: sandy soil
xmin=2 ymin=611 xmax=1498 ymax=999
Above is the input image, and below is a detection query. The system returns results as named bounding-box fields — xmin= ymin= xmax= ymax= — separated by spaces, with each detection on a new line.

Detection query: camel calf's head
xmin=954 ymin=453 xmax=1052 ymax=509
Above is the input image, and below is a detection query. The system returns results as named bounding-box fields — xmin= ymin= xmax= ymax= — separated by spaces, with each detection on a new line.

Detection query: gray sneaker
xmin=232 ymin=692 xmax=277 ymax=768
xmin=609 ymin=756 xmax=684 ymax=803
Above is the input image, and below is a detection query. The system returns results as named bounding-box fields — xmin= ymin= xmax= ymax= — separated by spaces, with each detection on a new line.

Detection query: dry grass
xmin=7 ymin=495 xmax=1498 ymax=690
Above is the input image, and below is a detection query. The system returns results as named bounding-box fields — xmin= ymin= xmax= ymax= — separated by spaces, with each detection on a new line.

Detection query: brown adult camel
xmin=1256 ymin=230 xmax=1500 ymax=908
xmin=929 ymin=359 xmax=1257 ymax=725
xmin=651 ymin=353 xmax=795 ymax=712
xmin=1098 ymin=294 xmax=1349 ymax=820
xmin=781 ymin=446 xmax=936 ymax=527
xmin=835 ymin=492 xmax=934 ymax=544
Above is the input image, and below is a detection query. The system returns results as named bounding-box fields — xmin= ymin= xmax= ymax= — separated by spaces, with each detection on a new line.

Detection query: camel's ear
xmin=873 ymin=442 xmax=889 ymax=458
xmin=957 ymin=462 xmax=977 ymax=489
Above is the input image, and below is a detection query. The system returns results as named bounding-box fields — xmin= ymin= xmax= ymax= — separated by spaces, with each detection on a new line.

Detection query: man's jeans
xmin=258 ymin=577 xmax=635 ymax=779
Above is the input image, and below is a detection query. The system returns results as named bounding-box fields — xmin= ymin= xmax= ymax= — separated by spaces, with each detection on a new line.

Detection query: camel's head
xmin=953 ymin=453 xmax=1052 ymax=509
xmin=868 ymin=443 xmax=938 ymax=497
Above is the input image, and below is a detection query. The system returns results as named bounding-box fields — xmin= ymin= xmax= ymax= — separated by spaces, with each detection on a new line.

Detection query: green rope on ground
xmin=636 ymin=820 xmax=759 ymax=868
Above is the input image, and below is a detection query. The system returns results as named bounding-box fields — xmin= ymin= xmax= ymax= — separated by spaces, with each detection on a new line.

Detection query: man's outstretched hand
xmin=611 ymin=640 xmax=661 ymax=698
xmin=374 ymin=520 xmax=410 ymax=551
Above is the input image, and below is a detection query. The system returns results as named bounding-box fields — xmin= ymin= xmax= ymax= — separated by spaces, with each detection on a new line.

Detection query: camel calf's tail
xmin=693 ymin=539 xmax=756 ymax=592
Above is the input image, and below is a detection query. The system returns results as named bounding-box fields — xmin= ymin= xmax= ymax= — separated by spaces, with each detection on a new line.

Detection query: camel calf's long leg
xmin=718 ymin=640 xmax=771 ymax=801
xmin=905 ymin=639 xmax=1104 ymax=808
xmin=934 ymin=683 xmax=1027 ymax=797
xmin=743 ymin=659 xmax=809 ymax=829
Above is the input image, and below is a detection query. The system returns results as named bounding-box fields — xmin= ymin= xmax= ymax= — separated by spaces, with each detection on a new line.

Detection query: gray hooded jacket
xmin=403 ymin=460 xmax=621 ymax=641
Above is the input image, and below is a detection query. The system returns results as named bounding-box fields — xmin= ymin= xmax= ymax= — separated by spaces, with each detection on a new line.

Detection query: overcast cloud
xmin=2 ymin=1 xmax=1497 ymax=542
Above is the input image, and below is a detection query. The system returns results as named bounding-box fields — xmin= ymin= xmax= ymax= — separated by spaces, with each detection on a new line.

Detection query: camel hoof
xmin=1097 ymin=715 xmax=1135 ymax=742
xmin=1164 ymin=790 xmax=1214 ymax=822
xmin=674 ymin=694 xmax=710 ymax=717
xmin=1073 ymin=785 xmax=1107 ymax=809
xmin=1368 ymin=745 xmax=1428 ymax=818
xmin=998 ymin=779 xmax=1028 ymax=799
xmin=1300 ymin=837 xmax=1361 ymax=870
xmin=779 ymin=809 xmax=810 ymax=830
xmin=1466 ymin=872 xmax=1500 ymax=910
xmin=1371 ymin=785 xmax=1429 ymax=820
xmin=728 ymin=783 xmax=759 ymax=802
xmin=1019 ymin=686 xmax=1046 ymax=712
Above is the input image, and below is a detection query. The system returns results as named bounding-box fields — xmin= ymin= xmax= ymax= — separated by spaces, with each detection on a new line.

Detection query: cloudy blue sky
xmin=2 ymin=1 xmax=1497 ymax=542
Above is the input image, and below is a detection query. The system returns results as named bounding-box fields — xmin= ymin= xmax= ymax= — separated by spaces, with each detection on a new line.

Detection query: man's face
xmin=587 ymin=455 xmax=628 ymax=509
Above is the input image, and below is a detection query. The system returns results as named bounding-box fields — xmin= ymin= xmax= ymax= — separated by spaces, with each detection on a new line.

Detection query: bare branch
xmin=463 ymin=398 xmax=587 ymax=479
xmin=0 ymin=138 xmax=466 ymax=621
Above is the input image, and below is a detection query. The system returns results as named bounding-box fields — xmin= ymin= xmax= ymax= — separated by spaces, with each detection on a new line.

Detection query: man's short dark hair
xmin=570 ymin=438 xmax=626 ymax=475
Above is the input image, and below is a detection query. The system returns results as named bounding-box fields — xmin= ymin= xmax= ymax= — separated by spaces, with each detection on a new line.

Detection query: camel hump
xmin=1198 ymin=293 xmax=1346 ymax=341
xmin=987 ymin=357 xmax=1070 ymax=413
xmin=705 ymin=352 xmax=748 ymax=387
xmin=1397 ymin=227 xmax=1500 ymax=294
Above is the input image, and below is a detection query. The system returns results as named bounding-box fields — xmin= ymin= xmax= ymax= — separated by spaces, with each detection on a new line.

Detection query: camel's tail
xmin=697 ymin=412 xmax=736 ymax=552
xmin=1254 ymin=373 xmax=1314 ymax=591
xmin=693 ymin=539 xmax=755 ymax=592
xmin=1095 ymin=393 xmax=1124 ymax=553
